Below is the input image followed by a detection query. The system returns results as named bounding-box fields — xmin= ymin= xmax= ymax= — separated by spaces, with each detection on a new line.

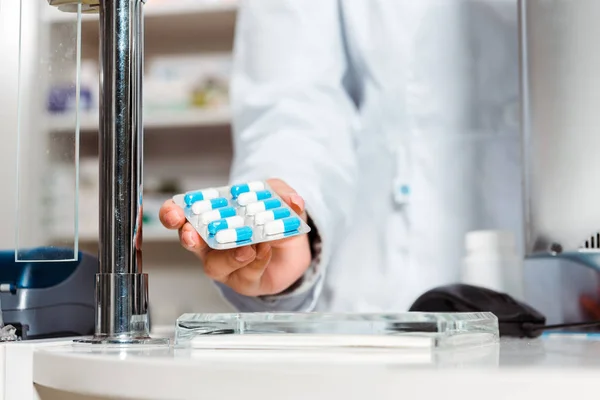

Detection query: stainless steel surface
xmin=73 ymin=274 xmax=166 ymax=345
xmin=520 ymin=0 xmax=600 ymax=257
xmin=98 ymin=0 xmax=144 ymax=277
xmin=49 ymin=0 xmax=166 ymax=345
xmin=95 ymin=273 xmax=148 ymax=338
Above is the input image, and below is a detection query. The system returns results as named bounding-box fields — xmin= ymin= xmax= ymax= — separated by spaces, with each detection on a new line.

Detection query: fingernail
xmin=183 ymin=231 xmax=196 ymax=248
xmin=289 ymin=194 xmax=304 ymax=211
xmin=256 ymin=244 xmax=271 ymax=261
xmin=234 ymin=246 xmax=254 ymax=262
xmin=165 ymin=210 xmax=180 ymax=227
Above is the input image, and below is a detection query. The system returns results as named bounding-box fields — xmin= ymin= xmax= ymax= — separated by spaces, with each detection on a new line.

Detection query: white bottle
xmin=461 ymin=230 xmax=525 ymax=301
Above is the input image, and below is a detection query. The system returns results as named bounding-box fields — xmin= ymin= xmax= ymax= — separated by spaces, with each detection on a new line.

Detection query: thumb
xmin=280 ymin=192 xmax=306 ymax=220
xmin=266 ymin=178 xmax=307 ymax=221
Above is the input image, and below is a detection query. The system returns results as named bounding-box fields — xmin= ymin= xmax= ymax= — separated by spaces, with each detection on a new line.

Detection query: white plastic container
xmin=462 ymin=230 xmax=524 ymax=300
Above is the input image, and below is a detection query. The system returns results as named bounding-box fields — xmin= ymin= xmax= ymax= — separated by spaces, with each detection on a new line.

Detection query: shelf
xmin=44 ymin=1 xmax=238 ymax=23
xmin=45 ymin=0 xmax=237 ymax=55
xmin=47 ymin=108 xmax=231 ymax=132
xmin=144 ymin=1 xmax=238 ymax=18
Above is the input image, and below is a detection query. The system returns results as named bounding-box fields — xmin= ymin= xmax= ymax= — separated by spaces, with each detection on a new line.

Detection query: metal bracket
xmin=47 ymin=0 xmax=100 ymax=13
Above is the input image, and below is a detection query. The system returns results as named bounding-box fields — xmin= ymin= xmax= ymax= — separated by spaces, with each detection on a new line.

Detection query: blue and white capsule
xmin=184 ymin=188 xmax=220 ymax=206
xmin=264 ymin=216 xmax=302 ymax=236
xmin=255 ymin=207 xmax=291 ymax=225
xmin=200 ymin=207 xmax=237 ymax=225
xmin=215 ymin=226 xmax=253 ymax=244
xmin=191 ymin=197 xmax=228 ymax=215
xmin=208 ymin=215 xmax=244 ymax=235
xmin=237 ymin=190 xmax=272 ymax=206
xmin=246 ymin=198 xmax=282 ymax=216
xmin=230 ymin=181 xmax=265 ymax=199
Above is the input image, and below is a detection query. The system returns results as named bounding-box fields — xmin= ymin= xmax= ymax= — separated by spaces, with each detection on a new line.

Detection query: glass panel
xmin=15 ymin=0 xmax=82 ymax=261
xmin=521 ymin=0 xmax=600 ymax=258
xmin=175 ymin=312 xmax=499 ymax=349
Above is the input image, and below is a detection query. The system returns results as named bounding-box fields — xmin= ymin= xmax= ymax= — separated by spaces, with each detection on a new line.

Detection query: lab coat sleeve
xmin=213 ymin=0 xmax=359 ymax=312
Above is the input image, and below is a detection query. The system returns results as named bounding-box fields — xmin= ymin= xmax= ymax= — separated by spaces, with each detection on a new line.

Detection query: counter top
xmin=7 ymin=335 xmax=598 ymax=400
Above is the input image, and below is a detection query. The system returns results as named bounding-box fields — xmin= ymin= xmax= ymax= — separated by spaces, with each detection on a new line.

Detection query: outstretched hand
xmin=159 ymin=179 xmax=312 ymax=297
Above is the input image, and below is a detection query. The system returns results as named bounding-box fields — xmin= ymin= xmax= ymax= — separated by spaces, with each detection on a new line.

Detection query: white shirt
xmin=216 ymin=0 xmax=523 ymax=312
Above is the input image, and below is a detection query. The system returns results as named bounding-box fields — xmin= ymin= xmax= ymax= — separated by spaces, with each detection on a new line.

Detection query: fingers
xmin=266 ymin=178 xmax=307 ymax=220
xmin=227 ymin=242 xmax=273 ymax=296
xmin=178 ymin=222 xmax=210 ymax=259
xmin=159 ymin=199 xmax=186 ymax=230
xmin=164 ymin=178 xmax=305 ymax=297
xmin=204 ymin=242 xmax=273 ymax=296
xmin=281 ymin=193 xmax=306 ymax=220
xmin=202 ymin=245 xmax=255 ymax=282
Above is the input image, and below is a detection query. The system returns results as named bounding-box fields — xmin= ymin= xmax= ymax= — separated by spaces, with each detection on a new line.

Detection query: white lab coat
xmin=216 ymin=0 xmax=524 ymax=313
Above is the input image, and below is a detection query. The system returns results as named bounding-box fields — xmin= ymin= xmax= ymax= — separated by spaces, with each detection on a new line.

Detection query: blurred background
xmin=1 ymin=0 xmax=599 ymax=337
xmin=0 ymin=0 xmax=239 ymax=331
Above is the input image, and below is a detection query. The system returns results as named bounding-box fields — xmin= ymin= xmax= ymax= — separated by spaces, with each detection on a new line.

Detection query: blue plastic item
xmin=0 ymin=248 xmax=84 ymax=289
xmin=0 ymin=247 xmax=97 ymax=339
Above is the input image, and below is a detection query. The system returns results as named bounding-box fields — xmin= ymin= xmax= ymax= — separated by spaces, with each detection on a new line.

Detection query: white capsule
xmin=184 ymin=188 xmax=219 ymax=206
xmin=215 ymin=229 xmax=236 ymax=244
xmin=215 ymin=226 xmax=253 ymax=244
xmin=230 ymin=181 xmax=266 ymax=198
xmin=201 ymin=210 xmax=221 ymax=224
xmin=237 ymin=190 xmax=272 ymax=206
xmin=264 ymin=217 xmax=301 ymax=236
xmin=200 ymin=207 xmax=236 ymax=224
xmin=255 ymin=211 xmax=274 ymax=225
xmin=246 ymin=199 xmax=282 ymax=216
xmin=196 ymin=189 xmax=219 ymax=200
xmin=246 ymin=201 xmax=266 ymax=215
xmin=237 ymin=192 xmax=257 ymax=206
xmin=208 ymin=215 xmax=245 ymax=235
xmin=192 ymin=202 xmax=209 ymax=215
xmin=265 ymin=220 xmax=284 ymax=236
xmin=255 ymin=208 xmax=291 ymax=225
xmin=191 ymin=197 xmax=228 ymax=215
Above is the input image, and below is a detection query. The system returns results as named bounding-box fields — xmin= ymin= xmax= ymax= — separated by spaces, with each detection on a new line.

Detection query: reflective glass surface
xmin=15 ymin=0 xmax=82 ymax=261
xmin=176 ymin=312 xmax=499 ymax=349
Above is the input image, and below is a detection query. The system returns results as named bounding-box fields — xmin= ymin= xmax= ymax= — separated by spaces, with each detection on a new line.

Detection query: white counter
xmin=3 ymin=335 xmax=600 ymax=400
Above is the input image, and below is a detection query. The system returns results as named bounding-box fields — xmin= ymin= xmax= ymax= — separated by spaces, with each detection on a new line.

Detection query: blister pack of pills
xmin=173 ymin=181 xmax=311 ymax=250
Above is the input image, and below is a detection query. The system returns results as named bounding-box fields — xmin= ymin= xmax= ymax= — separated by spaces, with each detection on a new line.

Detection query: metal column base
xmin=73 ymin=273 xmax=169 ymax=346
xmin=73 ymin=336 xmax=169 ymax=345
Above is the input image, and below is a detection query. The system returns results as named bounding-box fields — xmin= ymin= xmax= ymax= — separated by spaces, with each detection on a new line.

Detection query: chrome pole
xmin=47 ymin=0 xmax=167 ymax=345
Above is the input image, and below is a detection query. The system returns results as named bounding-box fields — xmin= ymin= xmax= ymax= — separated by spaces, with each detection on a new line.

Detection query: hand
xmin=159 ymin=179 xmax=312 ymax=297
xmin=580 ymin=291 xmax=600 ymax=320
